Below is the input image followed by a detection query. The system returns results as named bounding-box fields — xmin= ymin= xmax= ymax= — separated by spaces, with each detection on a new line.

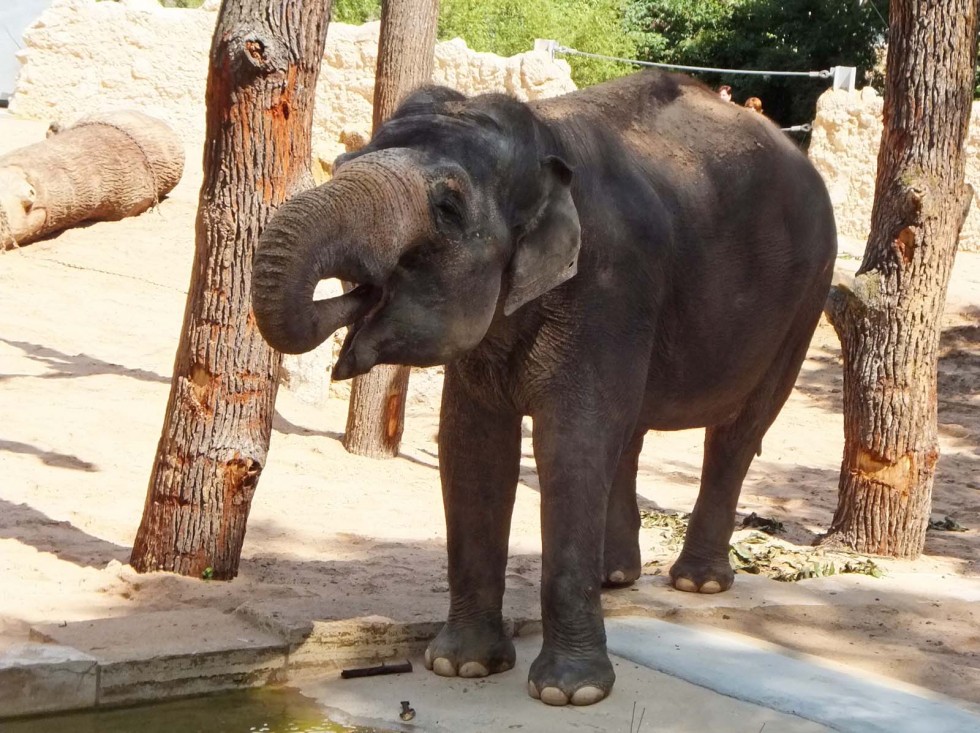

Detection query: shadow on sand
xmin=0 ymin=338 xmax=170 ymax=384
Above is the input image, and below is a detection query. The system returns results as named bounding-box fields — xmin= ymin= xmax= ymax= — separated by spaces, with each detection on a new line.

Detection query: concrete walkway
xmin=5 ymin=575 xmax=980 ymax=729
xmin=295 ymin=619 xmax=980 ymax=733
xmin=606 ymin=618 xmax=980 ymax=733
xmin=297 ymin=631 xmax=832 ymax=733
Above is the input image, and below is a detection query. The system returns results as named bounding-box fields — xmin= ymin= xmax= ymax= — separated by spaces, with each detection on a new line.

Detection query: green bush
xmin=331 ymin=0 xmax=636 ymax=88
xmin=331 ymin=0 xmax=382 ymax=24
xmin=625 ymin=0 xmax=888 ymax=126
xmin=439 ymin=0 xmax=636 ymax=87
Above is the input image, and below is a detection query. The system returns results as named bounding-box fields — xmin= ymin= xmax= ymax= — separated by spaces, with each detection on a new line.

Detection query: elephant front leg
xmin=527 ymin=411 xmax=619 ymax=706
xmin=425 ymin=373 xmax=522 ymax=678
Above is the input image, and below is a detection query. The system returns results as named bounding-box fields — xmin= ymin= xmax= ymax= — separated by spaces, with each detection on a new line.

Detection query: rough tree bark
xmin=342 ymin=0 xmax=440 ymax=458
xmin=0 ymin=111 xmax=183 ymax=250
xmin=130 ymin=0 xmax=331 ymax=578
xmin=822 ymin=0 xmax=979 ymax=556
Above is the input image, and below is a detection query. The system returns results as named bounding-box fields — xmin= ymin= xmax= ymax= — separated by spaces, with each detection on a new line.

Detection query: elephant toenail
xmin=570 ymin=686 xmax=606 ymax=706
xmin=540 ymin=687 xmax=570 ymax=706
xmin=432 ymin=658 xmax=457 ymax=677
xmin=674 ymin=577 xmax=699 ymax=593
xmin=528 ymin=681 xmax=541 ymax=699
xmin=700 ymin=580 xmax=723 ymax=594
xmin=459 ymin=661 xmax=489 ymax=678
xmin=424 ymin=648 xmax=433 ymax=669
xmin=609 ymin=570 xmax=626 ymax=584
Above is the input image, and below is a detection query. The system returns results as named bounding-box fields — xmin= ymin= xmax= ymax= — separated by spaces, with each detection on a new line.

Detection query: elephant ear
xmin=504 ymin=156 xmax=581 ymax=316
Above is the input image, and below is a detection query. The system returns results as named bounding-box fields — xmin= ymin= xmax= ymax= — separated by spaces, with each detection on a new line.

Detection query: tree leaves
xmin=640 ymin=510 xmax=885 ymax=583
xmin=438 ymin=0 xmax=638 ymax=87
xmin=624 ymin=0 xmax=889 ymax=126
xmin=728 ymin=530 xmax=884 ymax=582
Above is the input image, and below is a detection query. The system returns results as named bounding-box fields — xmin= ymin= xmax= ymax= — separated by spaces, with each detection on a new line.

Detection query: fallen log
xmin=0 ymin=110 xmax=184 ymax=250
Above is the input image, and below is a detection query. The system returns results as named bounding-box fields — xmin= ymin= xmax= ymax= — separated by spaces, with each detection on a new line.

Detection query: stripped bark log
xmin=821 ymin=0 xmax=979 ymax=557
xmin=130 ymin=0 xmax=331 ymax=579
xmin=0 ymin=111 xmax=183 ymax=250
xmin=342 ymin=0 xmax=440 ymax=459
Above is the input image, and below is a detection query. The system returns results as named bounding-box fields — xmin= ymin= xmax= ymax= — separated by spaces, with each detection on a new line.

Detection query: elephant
xmin=251 ymin=70 xmax=837 ymax=706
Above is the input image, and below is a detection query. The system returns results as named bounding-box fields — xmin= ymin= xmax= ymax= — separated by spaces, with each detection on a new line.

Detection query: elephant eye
xmin=431 ymin=182 xmax=467 ymax=230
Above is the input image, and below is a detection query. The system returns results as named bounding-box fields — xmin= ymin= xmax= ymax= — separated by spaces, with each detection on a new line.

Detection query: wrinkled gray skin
xmin=251 ymin=71 xmax=837 ymax=707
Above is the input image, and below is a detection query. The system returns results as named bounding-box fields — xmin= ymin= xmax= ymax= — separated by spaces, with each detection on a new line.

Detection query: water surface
xmin=5 ymin=687 xmax=393 ymax=733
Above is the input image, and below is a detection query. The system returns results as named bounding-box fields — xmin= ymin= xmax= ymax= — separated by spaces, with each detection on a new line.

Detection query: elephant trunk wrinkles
xmin=251 ymin=150 xmax=431 ymax=354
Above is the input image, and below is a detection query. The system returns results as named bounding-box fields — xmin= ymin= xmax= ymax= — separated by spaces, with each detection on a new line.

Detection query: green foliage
xmin=625 ymin=0 xmax=888 ymax=126
xmin=331 ymin=0 xmax=382 ymax=24
xmin=157 ymin=0 xmax=206 ymax=7
xmin=332 ymin=0 xmax=635 ymax=87
xmin=976 ymin=46 xmax=980 ymax=98
xmin=439 ymin=0 xmax=637 ymax=87
xmin=638 ymin=510 xmax=884 ymax=583
xmin=729 ymin=531 xmax=884 ymax=582
xmin=625 ymin=0 xmax=732 ymax=63
xmin=639 ymin=509 xmax=689 ymax=552
xmin=928 ymin=515 xmax=967 ymax=532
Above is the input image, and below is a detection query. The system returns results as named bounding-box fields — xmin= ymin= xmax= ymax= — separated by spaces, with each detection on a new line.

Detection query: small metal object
xmin=340 ymin=660 xmax=413 ymax=679
xmin=399 ymin=700 xmax=416 ymax=721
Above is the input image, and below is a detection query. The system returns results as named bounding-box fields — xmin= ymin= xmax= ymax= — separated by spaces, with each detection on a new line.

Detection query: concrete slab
xmin=0 ymin=642 xmax=97 ymax=718
xmin=296 ymin=634 xmax=832 ymax=733
xmin=275 ymin=612 xmax=442 ymax=677
xmin=606 ymin=617 xmax=980 ymax=733
xmin=31 ymin=608 xmax=289 ymax=707
xmin=237 ymin=587 xmax=542 ymax=678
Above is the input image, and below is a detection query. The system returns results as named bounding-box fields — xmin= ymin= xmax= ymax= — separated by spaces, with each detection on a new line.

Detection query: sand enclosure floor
xmin=1 ymin=115 xmax=979 ymax=708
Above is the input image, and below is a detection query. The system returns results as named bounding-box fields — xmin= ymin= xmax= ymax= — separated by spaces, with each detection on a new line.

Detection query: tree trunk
xmin=0 ymin=111 xmax=183 ymax=250
xmin=130 ymin=0 xmax=331 ymax=579
xmin=342 ymin=0 xmax=439 ymax=459
xmin=822 ymin=0 xmax=978 ymax=557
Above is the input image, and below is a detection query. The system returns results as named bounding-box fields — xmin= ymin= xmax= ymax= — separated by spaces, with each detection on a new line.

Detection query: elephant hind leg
xmin=602 ymin=430 xmax=645 ymax=587
xmin=671 ymin=313 xmax=821 ymax=594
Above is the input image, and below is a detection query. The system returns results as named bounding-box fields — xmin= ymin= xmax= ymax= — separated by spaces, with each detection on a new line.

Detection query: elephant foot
xmin=601 ymin=564 xmax=641 ymax=588
xmin=424 ymin=618 xmax=515 ymax=678
xmin=602 ymin=539 xmax=641 ymax=588
xmin=527 ymin=645 xmax=615 ymax=706
xmin=669 ymin=552 xmax=734 ymax=594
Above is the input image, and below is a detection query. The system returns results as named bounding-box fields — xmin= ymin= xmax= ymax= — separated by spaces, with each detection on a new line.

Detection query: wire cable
xmin=554 ymin=45 xmax=833 ymax=79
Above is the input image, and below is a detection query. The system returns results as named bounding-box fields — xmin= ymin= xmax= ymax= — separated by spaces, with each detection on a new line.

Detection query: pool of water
xmin=4 ymin=687 xmax=394 ymax=733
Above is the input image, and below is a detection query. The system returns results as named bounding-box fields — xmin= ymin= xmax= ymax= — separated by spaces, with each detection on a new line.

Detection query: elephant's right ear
xmin=504 ymin=156 xmax=581 ymax=316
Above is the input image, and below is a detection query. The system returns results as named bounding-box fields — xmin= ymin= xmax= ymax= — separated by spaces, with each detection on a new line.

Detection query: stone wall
xmin=809 ymin=87 xmax=980 ymax=252
xmin=10 ymin=0 xmax=575 ymax=169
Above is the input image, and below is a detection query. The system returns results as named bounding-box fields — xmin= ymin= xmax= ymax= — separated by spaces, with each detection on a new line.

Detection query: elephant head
xmin=251 ymin=87 xmax=581 ymax=379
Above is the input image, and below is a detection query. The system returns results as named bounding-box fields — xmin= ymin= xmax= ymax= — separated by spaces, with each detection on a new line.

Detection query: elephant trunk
xmin=251 ymin=150 xmax=431 ymax=354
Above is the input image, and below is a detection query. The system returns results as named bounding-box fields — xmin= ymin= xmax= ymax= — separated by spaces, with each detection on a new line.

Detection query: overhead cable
xmin=553 ymin=45 xmax=834 ymax=79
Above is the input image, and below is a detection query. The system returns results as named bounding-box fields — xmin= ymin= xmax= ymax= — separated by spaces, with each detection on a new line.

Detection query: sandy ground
xmin=1 ymin=113 xmax=979 ymax=709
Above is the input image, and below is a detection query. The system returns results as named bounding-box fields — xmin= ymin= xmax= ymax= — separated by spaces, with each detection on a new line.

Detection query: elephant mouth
xmin=329 ymin=284 xmax=388 ymax=380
